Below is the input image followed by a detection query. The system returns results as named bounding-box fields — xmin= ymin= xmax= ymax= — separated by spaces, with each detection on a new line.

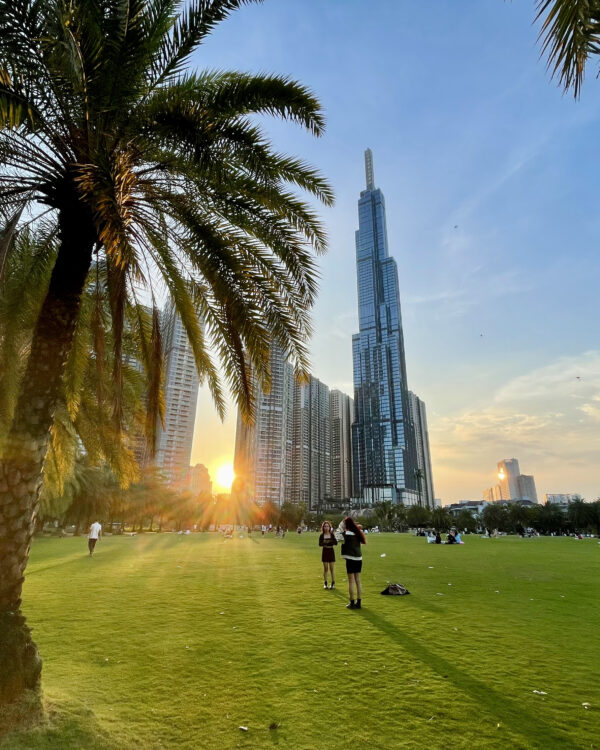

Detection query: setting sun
xmin=215 ymin=463 xmax=235 ymax=490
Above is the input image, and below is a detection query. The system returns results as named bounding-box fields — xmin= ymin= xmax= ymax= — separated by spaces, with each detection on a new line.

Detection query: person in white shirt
xmin=88 ymin=521 xmax=102 ymax=555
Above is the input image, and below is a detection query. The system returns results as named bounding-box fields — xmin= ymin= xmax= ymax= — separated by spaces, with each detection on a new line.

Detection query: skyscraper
xmin=408 ymin=391 xmax=435 ymax=508
xmin=497 ymin=458 xmax=520 ymax=500
xmin=155 ymin=301 xmax=200 ymax=482
xmin=516 ymin=475 xmax=538 ymax=504
xmin=351 ymin=149 xmax=418 ymax=505
xmin=483 ymin=458 xmax=538 ymax=503
xmin=329 ymin=390 xmax=353 ymax=502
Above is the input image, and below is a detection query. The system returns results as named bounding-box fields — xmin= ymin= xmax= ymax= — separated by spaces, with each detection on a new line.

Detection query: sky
xmin=189 ymin=0 xmax=600 ymax=502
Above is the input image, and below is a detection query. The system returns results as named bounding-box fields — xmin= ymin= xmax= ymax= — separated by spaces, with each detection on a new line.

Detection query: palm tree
xmin=536 ymin=0 xmax=600 ymax=97
xmin=0 ymin=0 xmax=332 ymax=706
xmin=414 ymin=467 xmax=425 ymax=507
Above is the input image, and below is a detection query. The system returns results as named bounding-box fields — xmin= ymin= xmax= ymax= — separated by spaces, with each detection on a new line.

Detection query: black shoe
xmin=323 ymin=582 xmax=328 ymax=589
xmin=330 ymin=582 xmax=335 ymax=590
xmin=346 ymin=601 xmax=356 ymax=609
xmin=355 ymin=599 xmax=362 ymax=609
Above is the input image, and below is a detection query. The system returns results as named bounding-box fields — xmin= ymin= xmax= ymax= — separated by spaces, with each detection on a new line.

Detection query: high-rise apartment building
xmin=155 ymin=301 xmax=200 ymax=482
xmin=329 ymin=390 xmax=353 ymax=501
xmin=233 ymin=344 xmax=294 ymax=507
xmin=351 ymin=149 xmax=418 ymax=505
xmin=233 ymin=349 xmax=353 ymax=509
xmin=408 ymin=391 xmax=435 ymax=508
xmin=483 ymin=486 xmax=503 ymax=503
xmin=291 ymin=376 xmax=330 ymax=510
xmin=516 ymin=474 xmax=538 ymax=504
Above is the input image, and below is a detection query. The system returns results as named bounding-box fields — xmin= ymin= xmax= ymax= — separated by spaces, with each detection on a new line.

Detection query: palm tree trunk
xmin=0 ymin=198 xmax=95 ymax=705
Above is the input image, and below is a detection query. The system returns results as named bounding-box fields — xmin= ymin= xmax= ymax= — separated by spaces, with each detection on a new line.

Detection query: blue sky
xmin=190 ymin=0 xmax=600 ymax=502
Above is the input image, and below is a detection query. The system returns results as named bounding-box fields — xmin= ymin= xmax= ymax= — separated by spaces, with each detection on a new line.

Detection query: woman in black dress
xmin=319 ymin=520 xmax=337 ymax=589
xmin=339 ymin=516 xmax=366 ymax=609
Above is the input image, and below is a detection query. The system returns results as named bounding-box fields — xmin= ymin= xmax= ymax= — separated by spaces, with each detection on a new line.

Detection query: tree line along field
xmin=1 ymin=532 xmax=598 ymax=750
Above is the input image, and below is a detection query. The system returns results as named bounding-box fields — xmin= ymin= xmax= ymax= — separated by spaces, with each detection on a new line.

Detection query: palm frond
xmin=536 ymin=0 xmax=600 ymax=97
xmin=150 ymin=0 xmax=261 ymax=87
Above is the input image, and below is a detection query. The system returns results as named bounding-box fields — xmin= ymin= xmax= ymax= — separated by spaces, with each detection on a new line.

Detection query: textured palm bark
xmin=0 ymin=197 xmax=95 ymax=702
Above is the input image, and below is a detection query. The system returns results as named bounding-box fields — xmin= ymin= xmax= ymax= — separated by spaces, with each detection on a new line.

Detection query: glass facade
xmin=351 ymin=150 xmax=418 ymax=503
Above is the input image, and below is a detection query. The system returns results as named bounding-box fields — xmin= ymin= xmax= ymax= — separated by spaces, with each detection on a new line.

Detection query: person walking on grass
xmin=319 ymin=520 xmax=337 ymax=589
xmin=338 ymin=517 xmax=366 ymax=609
xmin=88 ymin=520 xmax=102 ymax=556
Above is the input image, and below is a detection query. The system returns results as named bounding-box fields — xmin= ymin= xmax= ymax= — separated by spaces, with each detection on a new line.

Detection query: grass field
xmin=1 ymin=532 xmax=598 ymax=750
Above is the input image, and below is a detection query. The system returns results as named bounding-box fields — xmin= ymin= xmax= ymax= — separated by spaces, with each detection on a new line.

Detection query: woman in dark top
xmin=319 ymin=520 xmax=337 ymax=589
xmin=338 ymin=516 xmax=366 ymax=609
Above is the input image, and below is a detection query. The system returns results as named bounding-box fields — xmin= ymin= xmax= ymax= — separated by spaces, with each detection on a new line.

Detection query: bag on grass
xmin=381 ymin=583 xmax=410 ymax=596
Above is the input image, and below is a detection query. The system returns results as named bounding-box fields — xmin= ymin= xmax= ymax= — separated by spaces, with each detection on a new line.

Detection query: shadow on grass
xmin=0 ymin=701 xmax=120 ymax=750
xmin=332 ymin=591 xmax=567 ymax=747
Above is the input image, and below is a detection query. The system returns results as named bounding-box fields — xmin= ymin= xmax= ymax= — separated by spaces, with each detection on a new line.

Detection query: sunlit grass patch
xmin=2 ymin=533 xmax=598 ymax=749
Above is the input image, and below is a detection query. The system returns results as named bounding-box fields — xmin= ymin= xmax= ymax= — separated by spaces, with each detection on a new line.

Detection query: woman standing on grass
xmin=319 ymin=521 xmax=337 ymax=589
xmin=339 ymin=517 xmax=366 ymax=609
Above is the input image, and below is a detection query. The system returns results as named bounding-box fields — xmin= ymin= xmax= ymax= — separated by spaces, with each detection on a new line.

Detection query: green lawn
xmin=2 ymin=532 xmax=598 ymax=749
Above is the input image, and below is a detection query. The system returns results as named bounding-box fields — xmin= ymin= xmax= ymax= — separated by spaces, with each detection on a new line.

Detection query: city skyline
xmin=190 ymin=1 xmax=600 ymax=501
xmin=232 ymin=345 xmax=354 ymax=508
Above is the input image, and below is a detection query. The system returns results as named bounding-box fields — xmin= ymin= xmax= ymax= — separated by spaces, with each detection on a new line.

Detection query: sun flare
xmin=216 ymin=464 xmax=235 ymax=490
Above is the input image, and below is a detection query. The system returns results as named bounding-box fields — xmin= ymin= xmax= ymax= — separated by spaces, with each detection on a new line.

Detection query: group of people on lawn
xmin=425 ymin=529 xmax=463 ymax=544
xmin=318 ymin=517 xmax=366 ymax=610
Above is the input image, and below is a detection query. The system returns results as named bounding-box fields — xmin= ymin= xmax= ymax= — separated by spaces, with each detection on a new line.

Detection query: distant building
xmin=408 ymin=391 xmax=435 ymax=508
xmin=188 ymin=463 xmax=212 ymax=495
xmin=446 ymin=500 xmax=488 ymax=518
xmin=483 ymin=458 xmax=538 ymax=504
xmin=544 ymin=493 xmax=582 ymax=511
xmin=517 ymin=474 xmax=538 ymax=504
xmin=483 ymin=486 xmax=503 ymax=503
xmin=497 ymin=458 xmax=521 ymax=500
xmin=155 ymin=300 xmax=200 ymax=482
xmin=329 ymin=390 xmax=353 ymax=502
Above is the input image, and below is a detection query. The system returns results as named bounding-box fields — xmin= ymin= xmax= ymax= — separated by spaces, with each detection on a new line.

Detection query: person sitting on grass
xmin=338 ymin=517 xmax=366 ymax=610
xmin=319 ymin=520 xmax=337 ymax=589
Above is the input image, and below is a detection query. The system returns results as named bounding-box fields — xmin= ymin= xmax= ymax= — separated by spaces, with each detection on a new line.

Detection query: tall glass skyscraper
xmin=351 ymin=149 xmax=418 ymax=505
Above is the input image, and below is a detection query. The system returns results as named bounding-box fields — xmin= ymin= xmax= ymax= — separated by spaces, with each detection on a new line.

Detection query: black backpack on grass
xmin=381 ymin=583 xmax=410 ymax=596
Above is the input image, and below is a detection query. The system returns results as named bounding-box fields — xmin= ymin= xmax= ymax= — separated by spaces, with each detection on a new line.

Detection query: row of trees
xmin=480 ymin=499 xmax=600 ymax=536
xmin=37 ymin=467 xmax=313 ymax=535
xmin=370 ymin=499 xmax=600 ymax=537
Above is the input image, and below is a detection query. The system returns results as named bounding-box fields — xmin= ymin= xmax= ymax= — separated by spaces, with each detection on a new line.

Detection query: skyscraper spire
xmin=364 ymin=148 xmax=375 ymax=190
